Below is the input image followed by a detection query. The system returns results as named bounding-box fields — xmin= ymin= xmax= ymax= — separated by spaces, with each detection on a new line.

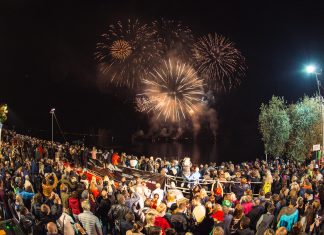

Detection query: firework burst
xmin=95 ymin=19 xmax=162 ymax=88
xmin=110 ymin=39 xmax=132 ymax=60
xmin=142 ymin=59 xmax=204 ymax=122
xmin=152 ymin=19 xmax=194 ymax=60
xmin=192 ymin=33 xmax=246 ymax=91
xmin=135 ymin=96 xmax=153 ymax=112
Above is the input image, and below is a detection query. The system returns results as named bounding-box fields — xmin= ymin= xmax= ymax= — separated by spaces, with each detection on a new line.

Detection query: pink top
xmin=242 ymin=202 xmax=253 ymax=215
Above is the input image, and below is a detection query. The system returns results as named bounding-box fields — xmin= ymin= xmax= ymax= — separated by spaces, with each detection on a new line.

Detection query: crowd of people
xmin=0 ymin=128 xmax=323 ymax=235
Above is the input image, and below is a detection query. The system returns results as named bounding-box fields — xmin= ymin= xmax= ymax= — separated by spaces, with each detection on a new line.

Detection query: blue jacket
xmin=19 ymin=191 xmax=35 ymax=200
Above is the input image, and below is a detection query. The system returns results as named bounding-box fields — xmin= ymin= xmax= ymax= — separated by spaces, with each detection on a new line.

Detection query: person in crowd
xmin=108 ymin=194 xmax=133 ymax=234
xmin=151 ymin=183 xmax=164 ymax=205
xmin=46 ymin=222 xmax=60 ymax=235
xmin=247 ymin=198 xmax=264 ymax=231
xmin=77 ymin=200 xmax=103 ymax=235
xmin=126 ymin=221 xmax=144 ymax=235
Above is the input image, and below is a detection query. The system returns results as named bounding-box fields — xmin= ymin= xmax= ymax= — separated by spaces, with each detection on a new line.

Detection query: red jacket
xmin=69 ymin=197 xmax=81 ymax=215
xmin=111 ymin=153 xmax=120 ymax=166
xmin=154 ymin=216 xmax=170 ymax=235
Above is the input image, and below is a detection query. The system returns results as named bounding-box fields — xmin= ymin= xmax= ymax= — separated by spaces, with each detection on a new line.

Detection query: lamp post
xmin=50 ymin=108 xmax=55 ymax=145
xmin=306 ymin=65 xmax=324 ymax=150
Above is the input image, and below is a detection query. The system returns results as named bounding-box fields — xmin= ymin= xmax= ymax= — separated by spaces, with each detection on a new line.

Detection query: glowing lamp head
xmin=306 ymin=65 xmax=316 ymax=74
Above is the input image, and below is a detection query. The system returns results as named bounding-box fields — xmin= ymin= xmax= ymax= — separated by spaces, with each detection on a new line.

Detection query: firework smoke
xmin=152 ymin=19 xmax=194 ymax=61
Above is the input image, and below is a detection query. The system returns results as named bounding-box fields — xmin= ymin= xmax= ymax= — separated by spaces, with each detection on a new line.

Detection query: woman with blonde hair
xmin=263 ymin=170 xmax=273 ymax=194
xmin=155 ymin=203 xmax=170 ymax=235
xmin=143 ymin=209 xmax=157 ymax=234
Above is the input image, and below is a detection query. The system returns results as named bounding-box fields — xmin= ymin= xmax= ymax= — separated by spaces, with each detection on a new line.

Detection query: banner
xmin=90 ymin=166 xmax=166 ymax=190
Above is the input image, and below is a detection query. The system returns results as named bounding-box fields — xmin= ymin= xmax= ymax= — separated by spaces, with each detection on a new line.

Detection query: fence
xmin=165 ymin=174 xmax=263 ymax=196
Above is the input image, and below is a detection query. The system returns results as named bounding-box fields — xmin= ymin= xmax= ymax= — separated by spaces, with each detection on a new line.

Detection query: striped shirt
xmin=77 ymin=210 xmax=103 ymax=235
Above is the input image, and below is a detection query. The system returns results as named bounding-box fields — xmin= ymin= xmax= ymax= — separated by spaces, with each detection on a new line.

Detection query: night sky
xmin=1 ymin=0 xmax=324 ymax=162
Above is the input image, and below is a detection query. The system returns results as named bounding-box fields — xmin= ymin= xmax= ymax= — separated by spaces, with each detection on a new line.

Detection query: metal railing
xmin=165 ymin=174 xmax=263 ymax=195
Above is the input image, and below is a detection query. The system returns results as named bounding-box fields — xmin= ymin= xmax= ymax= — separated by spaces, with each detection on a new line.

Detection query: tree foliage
xmin=259 ymin=96 xmax=291 ymax=158
xmin=259 ymin=95 xmax=322 ymax=162
xmin=287 ymin=96 xmax=321 ymax=161
xmin=0 ymin=104 xmax=8 ymax=123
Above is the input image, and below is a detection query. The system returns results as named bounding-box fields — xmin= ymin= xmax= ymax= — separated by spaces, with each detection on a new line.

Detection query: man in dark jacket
xmin=96 ymin=188 xmax=112 ymax=235
xmin=247 ymin=198 xmax=264 ymax=231
xmin=236 ymin=217 xmax=254 ymax=235
xmin=170 ymin=199 xmax=189 ymax=235
xmin=272 ymin=173 xmax=282 ymax=194
xmin=108 ymin=194 xmax=133 ymax=235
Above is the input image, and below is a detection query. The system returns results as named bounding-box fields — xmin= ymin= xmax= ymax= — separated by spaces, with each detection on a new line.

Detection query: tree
xmin=259 ymin=96 xmax=291 ymax=158
xmin=287 ymin=96 xmax=321 ymax=162
xmin=0 ymin=104 xmax=8 ymax=147
xmin=0 ymin=104 xmax=8 ymax=123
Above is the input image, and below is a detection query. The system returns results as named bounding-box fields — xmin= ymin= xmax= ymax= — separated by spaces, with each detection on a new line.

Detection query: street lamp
xmin=305 ymin=64 xmax=323 ymax=150
xmin=50 ymin=108 xmax=55 ymax=144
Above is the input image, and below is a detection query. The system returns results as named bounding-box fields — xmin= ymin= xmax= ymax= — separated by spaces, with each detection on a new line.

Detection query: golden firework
xmin=110 ymin=40 xmax=132 ymax=60
xmin=143 ymin=59 xmax=204 ymax=122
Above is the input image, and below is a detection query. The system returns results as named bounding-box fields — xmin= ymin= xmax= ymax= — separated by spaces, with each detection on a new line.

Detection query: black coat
xmin=247 ymin=205 xmax=264 ymax=230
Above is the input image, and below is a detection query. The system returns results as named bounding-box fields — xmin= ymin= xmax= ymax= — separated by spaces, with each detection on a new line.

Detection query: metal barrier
xmin=165 ymin=174 xmax=263 ymax=196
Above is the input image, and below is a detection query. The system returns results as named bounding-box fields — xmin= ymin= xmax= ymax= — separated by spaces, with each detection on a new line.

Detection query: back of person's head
xmin=265 ymin=192 xmax=272 ymax=199
xmin=289 ymin=198 xmax=297 ymax=207
xmin=81 ymin=200 xmax=90 ymax=211
xmin=20 ymin=206 xmax=29 ymax=216
xmin=240 ymin=216 xmax=250 ymax=229
xmin=275 ymin=227 xmax=288 ymax=235
xmin=25 ymin=185 xmax=32 ymax=192
xmin=147 ymin=226 xmax=162 ymax=235
xmin=117 ymin=194 xmax=125 ymax=204
xmin=46 ymin=222 xmax=58 ymax=234
xmin=60 ymin=184 xmax=68 ymax=193
xmin=267 ymin=204 xmax=275 ymax=214
xmin=41 ymin=204 xmax=50 ymax=215
xmin=165 ymin=228 xmax=177 ymax=235
xmin=156 ymin=203 xmax=167 ymax=214
xmin=291 ymin=222 xmax=303 ymax=235
xmin=33 ymin=193 xmax=43 ymax=204
xmin=212 ymin=226 xmax=224 ymax=235
xmin=144 ymin=198 xmax=152 ymax=207
xmin=125 ymin=212 xmax=135 ymax=222
xmin=132 ymin=221 xmax=143 ymax=233
xmin=233 ymin=204 xmax=243 ymax=218
xmin=264 ymin=228 xmax=275 ymax=235
xmin=71 ymin=191 xmax=78 ymax=198
xmin=297 ymin=197 xmax=304 ymax=208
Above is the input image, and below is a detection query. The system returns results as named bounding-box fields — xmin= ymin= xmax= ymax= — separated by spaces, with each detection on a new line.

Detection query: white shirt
xmin=57 ymin=212 xmax=75 ymax=235
xmin=151 ymin=188 xmax=164 ymax=204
